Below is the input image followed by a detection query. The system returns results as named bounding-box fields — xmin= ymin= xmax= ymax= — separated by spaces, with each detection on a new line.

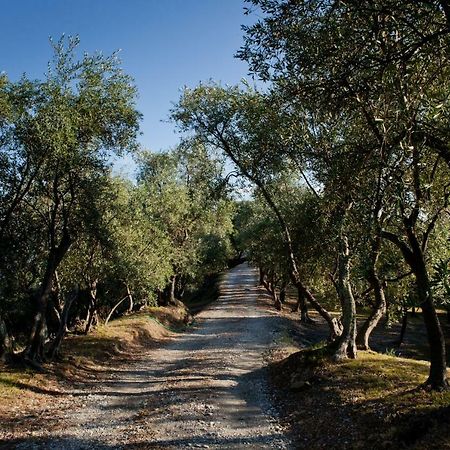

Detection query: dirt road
xmin=12 ymin=263 xmax=293 ymax=449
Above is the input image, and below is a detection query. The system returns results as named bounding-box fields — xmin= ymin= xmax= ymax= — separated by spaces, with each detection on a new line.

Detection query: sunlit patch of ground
xmin=0 ymin=305 xmax=191 ymax=445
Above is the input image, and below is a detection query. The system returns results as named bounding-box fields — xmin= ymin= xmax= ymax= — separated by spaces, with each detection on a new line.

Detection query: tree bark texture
xmin=25 ymin=231 xmax=71 ymax=362
xmin=49 ymin=287 xmax=78 ymax=359
xmin=333 ymin=234 xmax=357 ymax=361
xmin=356 ymin=239 xmax=386 ymax=350
xmin=414 ymin=262 xmax=448 ymax=389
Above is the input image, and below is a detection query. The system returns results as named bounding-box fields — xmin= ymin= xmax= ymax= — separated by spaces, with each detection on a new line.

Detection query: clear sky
xmin=0 ymin=0 xmax=253 ymax=175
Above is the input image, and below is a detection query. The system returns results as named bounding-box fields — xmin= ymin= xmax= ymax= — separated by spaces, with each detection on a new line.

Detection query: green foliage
xmin=432 ymin=257 xmax=450 ymax=311
xmin=170 ymin=0 xmax=450 ymax=385
xmin=137 ymin=143 xmax=235 ymax=293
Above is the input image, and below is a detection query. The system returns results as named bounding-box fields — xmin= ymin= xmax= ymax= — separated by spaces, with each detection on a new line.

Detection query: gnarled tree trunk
xmin=49 ymin=287 xmax=78 ymax=359
xmin=382 ymin=227 xmax=448 ymax=389
xmin=333 ymin=234 xmax=357 ymax=361
xmin=415 ymin=261 xmax=447 ymax=389
xmin=84 ymin=279 xmax=98 ymax=335
xmin=0 ymin=315 xmax=12 ymax=361
xmin=356 ymin=238 xmax=386 ymax=350
xmin=24 ymin=231 xmax=71 ymax=363
xmin=273 ymin=287 xmax=282 ymax=311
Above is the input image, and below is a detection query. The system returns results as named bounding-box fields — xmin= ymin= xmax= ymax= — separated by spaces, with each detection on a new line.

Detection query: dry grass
xmin=269 ymin=345 xmax=450 ymax=449
xmin=61 ymin=306 xmax=191 ymax=364
xmin=0 ymin=305 xmax=191 ymax=423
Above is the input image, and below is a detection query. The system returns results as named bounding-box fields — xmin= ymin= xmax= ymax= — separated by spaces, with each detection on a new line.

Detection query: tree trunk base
xmin=356 ymin=342 xmax=370 ymax=351
xmin=22 ymin=355 xmax=47 ymax=373
xmin=300 ymin=314 xmax=315 ymax=324
xmin=423 ymin=378 xmax=449 ymax=392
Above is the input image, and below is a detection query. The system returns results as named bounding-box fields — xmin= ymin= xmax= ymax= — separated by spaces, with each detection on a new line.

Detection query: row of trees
xmin=172 ymin=0 xmax=450 ymax=389
xmin=0 ymin=37 xmax=235 ymax=364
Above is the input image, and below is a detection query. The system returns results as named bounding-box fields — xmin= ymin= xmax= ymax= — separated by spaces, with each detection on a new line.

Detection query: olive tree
xmin=0 ymin=36 xmax=140 ymax=363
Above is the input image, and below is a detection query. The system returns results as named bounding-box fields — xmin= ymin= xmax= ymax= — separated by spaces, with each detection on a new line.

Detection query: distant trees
xmin=137 ymin=143 xmax=235 ymax=305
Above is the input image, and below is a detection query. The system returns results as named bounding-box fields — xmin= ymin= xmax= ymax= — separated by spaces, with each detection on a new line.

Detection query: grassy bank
xmin=269 ymin=345 xmax=450 ymax=449
xmin=0 ymin=305 xmax=191 ymax=420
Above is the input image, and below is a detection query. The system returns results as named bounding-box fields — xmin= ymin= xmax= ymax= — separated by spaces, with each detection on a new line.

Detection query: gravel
xmin=10 ymin=263 xmax=293 ymax=449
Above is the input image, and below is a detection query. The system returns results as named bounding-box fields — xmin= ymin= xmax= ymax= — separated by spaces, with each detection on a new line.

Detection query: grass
xmin=270 ymin=346 xmax=450 ymax=449
xmin=0 ymin=371 xmax=34 ymax=396
xmin=55 ymin=306 xmax=192 ymax=378
xmin=0 ymin=304 xmax=191 ymax=398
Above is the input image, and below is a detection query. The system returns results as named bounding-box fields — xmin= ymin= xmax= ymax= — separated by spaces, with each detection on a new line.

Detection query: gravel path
xmin=13 ymin=263 xmax=293 ymax=449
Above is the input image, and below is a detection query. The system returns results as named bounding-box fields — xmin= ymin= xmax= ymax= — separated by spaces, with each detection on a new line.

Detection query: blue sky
xmin=0 ymin=0 xmax=254 ymax=175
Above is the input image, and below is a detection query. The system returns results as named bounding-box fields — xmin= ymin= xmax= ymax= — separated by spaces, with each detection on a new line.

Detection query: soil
xmin=0 ymin=263 xmax=294 ymax=449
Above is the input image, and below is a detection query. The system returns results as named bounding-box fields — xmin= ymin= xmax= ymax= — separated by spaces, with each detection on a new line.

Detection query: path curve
xmin=16 ymin=263 xmax=292 ymax=449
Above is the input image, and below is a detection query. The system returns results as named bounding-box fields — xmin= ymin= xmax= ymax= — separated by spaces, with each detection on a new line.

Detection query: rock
xmin=290 ymin=380 xmax=311 ymax=391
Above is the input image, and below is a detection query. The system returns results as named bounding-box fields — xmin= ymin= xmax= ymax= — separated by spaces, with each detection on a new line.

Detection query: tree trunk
xmin=382 ymin=228 xmax=448 ymax=389
xmin=49 ymin=287 xmax=78 ymax=359
xmin=0 ymin=315 xmax=12 ymax=361
xmin=259 ymin=267 xmax=265 ymax=286
xmin=299 ymin=283 xmax=342 ymax=339
xmin=24 ymin=278 xmax=52 ymax=361
xmin=84 ymin=307 xmax=96 ymax=334
xmin=169 ymin=275 xmax=177 ymax=305
xmin=280 ymin=285 xmax=286 ymax=304
xmin=126 ymin=284 xmax=134 ymax=313
xmin=50 ymin=304 xmax=62 ymax=328
xmin=53 ymin=271 xmax=63 ymax=316
xmin=356 ymin=281 xmax=386 ymax=350
xmin=291 ymin=295 xmax=300 ymax=312
xmin=105 ymin=284 xmax=134 ymax=325
xmin=293 ymin=286 xmax=313 ymax=323
xmin=84 ymin=279 xmax=98 ymax=335
xmin=415 ymin=265 xmax=447 ymax=389
xmin=24 ymin=231 xmax=71 ymax=363
xmin=24 ymin=306 xmax=48 ymax=363
xmin=333 ymin=234 xmax=357 ymax=361
xmin=105 ymin=295 xmax=129 ymax=325
xmin=273 ymin=288 xmax=282 ymax=311
xmin=397 ymin=308 xmax=408 ymax=348
xmin=356 ymin=239 xmax=386 ymax=350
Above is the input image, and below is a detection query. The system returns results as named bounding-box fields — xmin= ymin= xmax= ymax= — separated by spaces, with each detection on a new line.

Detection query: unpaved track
xmin=14 ymin=263 xmax=293 ymax=449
